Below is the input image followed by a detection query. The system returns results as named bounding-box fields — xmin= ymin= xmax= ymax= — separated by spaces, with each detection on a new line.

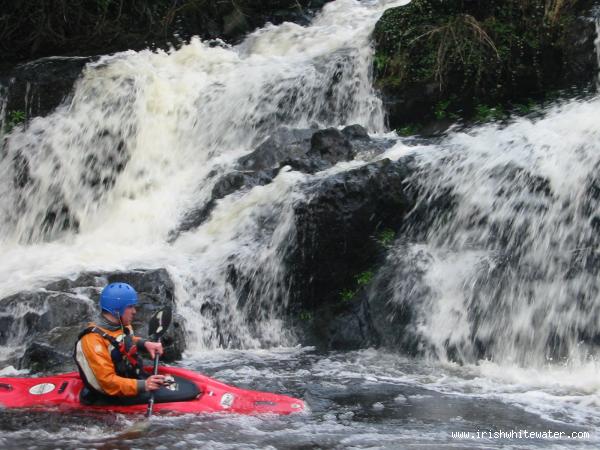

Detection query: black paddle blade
xmin=148 ymin=307 xmax=172 ymax=340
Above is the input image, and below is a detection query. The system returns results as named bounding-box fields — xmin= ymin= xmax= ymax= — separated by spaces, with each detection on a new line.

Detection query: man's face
xmin=120 ymin=305 xmax=136 ymax=325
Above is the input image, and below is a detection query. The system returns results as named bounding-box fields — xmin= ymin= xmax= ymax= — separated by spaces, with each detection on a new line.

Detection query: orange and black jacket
xmin=74 ymin=318 xmax=148 ymax=396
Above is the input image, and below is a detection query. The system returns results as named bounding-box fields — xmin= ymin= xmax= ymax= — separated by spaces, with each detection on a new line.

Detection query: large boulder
xmin=373 ymin=0 xmax=599 ymax=131
xmin=0 ymin=268 xmax=185 ymax=373
xmin=237 ymin=128 xmax=315 ymax=171
xmin=287 ymin=156 xmax=420 ymax=349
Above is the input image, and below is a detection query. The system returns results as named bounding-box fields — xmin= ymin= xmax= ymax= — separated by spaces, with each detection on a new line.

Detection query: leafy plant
xmin=5 ymin=110 xmax=26 ymax=131
xmin=355 ymin=270 xmax=374 ymax=286
xmin=434 ymin=100 xmax=450 ymax=119
xmin=396 ymin=125 xmax=418 ymax=136
xmin=373 ymin=0 xmax=584 ymax=127
xmin=474 ymin=104 xmax=505 ymax=122
xmin=340 ymin=289 xmax=355 ymax=302
xmin=377 ymin=229 xmax=396 ymax=247
xmin=373 ymin=53 xmax=390 ymax=74
xmin=514 ymin=99 xmax=537 ymax=115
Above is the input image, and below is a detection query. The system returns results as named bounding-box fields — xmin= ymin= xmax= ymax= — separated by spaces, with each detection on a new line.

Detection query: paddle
xmin=145 ymin=306 xmax=172 ymax=418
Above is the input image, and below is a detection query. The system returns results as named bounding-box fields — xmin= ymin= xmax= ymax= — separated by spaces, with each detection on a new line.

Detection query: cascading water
xmin=596 ymin=15 xmax=600 ymax=87
xmin=2 ymin=1 xmax=600 ymax=447
xmin=381 ymin=97 xmax=600 ymax=367
xmin=0 ymin=0 xmax=407 ymax=351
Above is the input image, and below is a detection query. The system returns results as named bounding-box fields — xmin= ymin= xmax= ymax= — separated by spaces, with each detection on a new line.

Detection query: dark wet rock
xmin=173 ymin=125 xmax=391 ymax=236
xmin=173 ymin=168 xmax=278 ymax=238
xmin=367 ymin=247 xmax=432 ymax=354
xmin=288 ymin=156 xmax=419 ymax=349
xmin=19 ymin=341 xmax=72 ymax=373
xmin=281 ymin=127 xmax=365 ymax=173
xmin=0 ymin=291 xmax=93 ymax=346
xmin=238 ymin=128 xmax=315 ymax=171
xmin=0 ymin=268 xmax=185 ymax=373
xmin=239 ymin=125 xmax=375 ymax=174
xmin=309 ymin=128 xmax=354 ymax=165
xmin=0 ymin=57 xmax=94 ymax=122
xmin=374 ymin=0 xmax=599 ymax=130
xmin=320 ymin=290 xmax=380 ymax=350
xmin=291 ymin=156 xmax=418 ymax=307
xmin=341 ymin=124 xmax=370 ymax=140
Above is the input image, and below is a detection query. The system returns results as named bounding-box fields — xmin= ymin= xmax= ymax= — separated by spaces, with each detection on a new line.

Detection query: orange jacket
xmin=74 ymin=322 xmax=146 ymax=396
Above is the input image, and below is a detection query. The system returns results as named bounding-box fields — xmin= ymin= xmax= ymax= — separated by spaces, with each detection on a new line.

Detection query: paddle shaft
xmin=144 ymin=308 xmax=172 ymax=418
xmin=145 ymin=352 xmax=160 ymax=417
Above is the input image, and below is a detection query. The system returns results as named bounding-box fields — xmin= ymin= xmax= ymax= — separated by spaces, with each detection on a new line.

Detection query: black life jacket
xmin=74 ymin=325 xmax=145 ymax=394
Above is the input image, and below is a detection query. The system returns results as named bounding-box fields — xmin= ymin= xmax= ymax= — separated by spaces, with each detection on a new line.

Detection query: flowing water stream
xmin=1 ymin=0 xmax=600 ymax=448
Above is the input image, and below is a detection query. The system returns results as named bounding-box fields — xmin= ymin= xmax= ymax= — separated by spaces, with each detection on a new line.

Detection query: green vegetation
xmin=396 ymin=125 xmax=419 ymax=136
xmin=376 ymin=228 xmax=396 ymax=247
xmin=434 ymin=100 xmax=460 ymax=120
xmin=514 ymin=100 xmax=538 ymax=115
xmin=5 ymin=110 xmax=26 ymax=132
xmin=373 ymin=53 xmax=390 ymax=73
xmin=340 ymin=289 xmax=355 ymax=302
xmin=355 ymin=270 xmax=374 ymax=286
xmin=0 ymin=0 xmax=312 ymax=62
xmin=373 ymin=0 xmax=594 ymax=129
xmin=338 ymin=269 xmax=377 ymax=303
xmin=473 ymin=104 xmax=506 ymax=122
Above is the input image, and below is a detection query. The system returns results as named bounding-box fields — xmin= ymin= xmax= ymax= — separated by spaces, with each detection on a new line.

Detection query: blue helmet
xmin=100 ymin=283 xmax=138 ymax=317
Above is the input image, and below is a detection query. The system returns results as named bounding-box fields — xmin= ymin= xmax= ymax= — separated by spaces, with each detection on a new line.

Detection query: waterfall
xmin=596 ymin=15 xmax=600 ymax=88
xmin=385 ymin=97 xmax=600 ymax=366
xmin=0 ymin=0 xmax=408 ymax=351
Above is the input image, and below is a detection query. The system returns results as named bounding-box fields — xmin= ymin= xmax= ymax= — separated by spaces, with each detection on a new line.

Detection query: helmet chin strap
xmin=116 ymin=311 xmax=125 ymax=334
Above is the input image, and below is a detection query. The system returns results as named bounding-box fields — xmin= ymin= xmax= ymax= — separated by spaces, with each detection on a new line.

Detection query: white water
xmin=380 ymin=97 xmax=600 ymax=369
xmin=596 ymin=16 xmax=600 ymax=88
xmin=1 ymin=1 xmax=600 ymax=445
xmin=0 ymin=0 xmax=407 ymax=350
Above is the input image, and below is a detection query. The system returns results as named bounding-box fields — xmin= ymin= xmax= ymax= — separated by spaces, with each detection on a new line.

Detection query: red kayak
xmin=0 ymin=365 xmax=305 ymax=415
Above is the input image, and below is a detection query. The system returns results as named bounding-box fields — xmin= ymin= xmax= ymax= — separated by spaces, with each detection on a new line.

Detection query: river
xmin=1 ymin=0 xmax=599 ymax=448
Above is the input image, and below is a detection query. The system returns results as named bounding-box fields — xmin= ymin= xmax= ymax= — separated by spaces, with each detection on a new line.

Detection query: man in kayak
xmin=74 ymin=282 xmax=167 ymax=404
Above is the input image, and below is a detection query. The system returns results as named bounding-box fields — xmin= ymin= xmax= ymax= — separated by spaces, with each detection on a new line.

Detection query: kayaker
xmin=74 ymin=282 xmax=166 ymax=404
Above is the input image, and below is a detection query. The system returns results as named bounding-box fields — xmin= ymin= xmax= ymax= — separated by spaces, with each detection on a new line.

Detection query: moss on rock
xmin=373 ymin=0 xmax=598 ymax=130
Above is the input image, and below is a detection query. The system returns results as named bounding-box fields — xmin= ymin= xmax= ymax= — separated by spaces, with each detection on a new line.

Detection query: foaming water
xmin=2 ymin=349 xmax=598 ymax=449
xmin=0 ymin=0 xmax=408 ymax=350
xmin=383 ymin=97 xmax=600 ymax=367
xmin=595 ymin=16 xmax=600 ymax=88
xmin=0 ymin=2 xmax=599 ymax=447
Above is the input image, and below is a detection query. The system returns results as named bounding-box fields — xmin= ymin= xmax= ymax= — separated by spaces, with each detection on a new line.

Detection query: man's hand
xmin=145 ymin=374 xmax=165 ymax=391
xmin=144 ymin=341 xmax=164 ymax=358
